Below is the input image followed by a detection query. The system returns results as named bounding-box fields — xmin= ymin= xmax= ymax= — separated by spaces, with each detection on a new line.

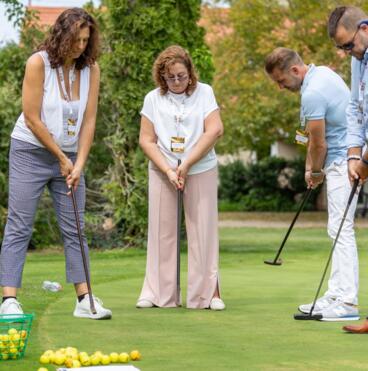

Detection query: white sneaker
xmin=298 ymin=295 xmax=335 ymax=314
xmin=320 ymin=300 xmax=360 ymax=322
xmin=73 ymin=295 xmax=112 ymax=320
xmin=136 ymin=299 xmax=154 ymax=308
xmin=0 ymin=298 xmax=23 ymax=316
xmin=209 ymin=297 xmax=225 ymax=311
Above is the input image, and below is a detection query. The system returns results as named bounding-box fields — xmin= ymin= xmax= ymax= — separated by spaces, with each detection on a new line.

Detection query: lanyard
xmin=168 ymin=94 xmax=187 ymax=137
xmin=358 ymin=59 xmax=368 ymax=113
xmin=57 ymin=64 xmax=76 ymax=115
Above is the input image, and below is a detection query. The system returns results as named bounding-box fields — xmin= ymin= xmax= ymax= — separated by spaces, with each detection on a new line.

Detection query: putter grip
xmin=348 ymin=179 xmax=359 ymax=204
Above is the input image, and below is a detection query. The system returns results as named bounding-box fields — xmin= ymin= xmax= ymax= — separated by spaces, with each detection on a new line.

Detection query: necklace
xmin=167 ymin=93 xmax=188 ymax=137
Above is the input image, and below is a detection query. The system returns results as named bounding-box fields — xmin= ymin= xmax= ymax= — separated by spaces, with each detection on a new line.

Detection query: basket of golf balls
xmin=0 ymin=313 xmax=34 ymax=360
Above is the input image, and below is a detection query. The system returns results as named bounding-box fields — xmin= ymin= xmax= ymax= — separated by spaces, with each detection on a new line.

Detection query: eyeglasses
xmin=164 ymin=74 xmax=189 ymax=83
xmin=336 ymin=26 xmax=360 ymax=51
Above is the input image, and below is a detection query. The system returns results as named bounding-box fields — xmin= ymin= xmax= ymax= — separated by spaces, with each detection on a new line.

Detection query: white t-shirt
xmin=141 ymin=82 xmax=219 ymax=175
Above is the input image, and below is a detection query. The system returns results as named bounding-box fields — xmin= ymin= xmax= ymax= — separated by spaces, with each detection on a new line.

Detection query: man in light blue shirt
xmin=300 ymin=64 xmax=349 ymax=168
xmin=329 ymin=5 xmax=368 ymax=333
xmin=265 ymin=47 xmax=359 ymax=321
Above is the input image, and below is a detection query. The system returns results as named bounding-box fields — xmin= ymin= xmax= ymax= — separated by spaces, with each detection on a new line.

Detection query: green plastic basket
xmin=0 ymin=314 xmax=34 ymax=360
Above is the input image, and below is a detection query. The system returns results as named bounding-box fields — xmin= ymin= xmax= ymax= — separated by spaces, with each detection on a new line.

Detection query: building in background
xmin=27 ymin=5 xmax=67 ymax=27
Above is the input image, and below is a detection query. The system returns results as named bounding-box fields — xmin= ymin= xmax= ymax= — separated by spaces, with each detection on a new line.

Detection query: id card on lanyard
xmin=295 ymin=110 xmax=309 ymax=146
xmin=58 ymin=65 xmax=77 ymax=137
xmin=171 ymin=136 xmax=185 ymax=153
xmin=358 ymin=60 xmax=368 ymax=125
xmin=168 ymin=95 xmax=187 ymax=155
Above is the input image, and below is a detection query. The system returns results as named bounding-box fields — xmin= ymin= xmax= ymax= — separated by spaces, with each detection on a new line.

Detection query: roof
xmin=27 ymin=6 xmax=68 ymax=27
xmin=26 ymin=5 xmax=231 ymax=45
xmin=199 ymin=6 xmax=231 ymax=46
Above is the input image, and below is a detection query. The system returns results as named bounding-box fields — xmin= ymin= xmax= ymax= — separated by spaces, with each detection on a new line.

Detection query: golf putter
xmin=294 ymin=179 xmax=359 ymax=320
xmin=70 ymin=186 xmax=97 ymax=315
xmin=176 ymin=159 xmax=183 ymax=306
xmin=264 ymin=188 xmax=312 ymax=266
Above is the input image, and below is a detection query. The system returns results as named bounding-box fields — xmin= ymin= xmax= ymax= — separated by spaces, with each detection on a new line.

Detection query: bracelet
xmin=347 ymin=155 xmax=361 ymax=161
xmin=362 ymin=157 xmax=368 ymax=167
xmin=311 ymin=170 xmax=324 ymax=177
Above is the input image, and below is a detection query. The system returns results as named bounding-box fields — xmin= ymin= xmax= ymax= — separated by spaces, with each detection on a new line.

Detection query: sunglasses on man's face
xmin=336 ymin=27 xmax=360 ymax=51
xmin=335 ymin=19 xmax=368 ymax=51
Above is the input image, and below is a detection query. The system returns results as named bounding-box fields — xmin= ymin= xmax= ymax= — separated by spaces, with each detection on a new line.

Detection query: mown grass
xmin=2 ymin=226 xmax=368 ymax=371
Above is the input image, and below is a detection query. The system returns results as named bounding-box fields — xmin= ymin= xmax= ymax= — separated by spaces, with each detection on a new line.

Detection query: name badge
xmin=68 ymin=118 xmax=76 ymax=126
xmin=67 ymin=118 xmax=76 ymax=137
xmin=295 ymin=129 xmax=309 ymax=146
xmin=171 ymin=136 xmax=185 ymax=153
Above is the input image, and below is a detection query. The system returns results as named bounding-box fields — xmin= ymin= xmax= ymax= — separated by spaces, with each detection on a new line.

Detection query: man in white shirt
xmin=328 ymin=5 xmax=368 ymax=333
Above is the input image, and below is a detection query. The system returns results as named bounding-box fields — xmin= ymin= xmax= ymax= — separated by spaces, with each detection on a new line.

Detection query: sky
xmin=0 ymin=0 xmax=100 ymax=45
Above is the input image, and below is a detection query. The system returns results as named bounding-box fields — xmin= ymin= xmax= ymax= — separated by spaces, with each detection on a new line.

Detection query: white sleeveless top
xmin=11 ymin=50 xmax=90 ymax=153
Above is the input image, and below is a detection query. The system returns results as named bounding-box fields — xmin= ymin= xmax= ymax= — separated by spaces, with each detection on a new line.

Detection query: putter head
xmin=264 ymin=258 xmax=282 ymax=266
xmin=294 ymin=313 xmax=322 ymax=321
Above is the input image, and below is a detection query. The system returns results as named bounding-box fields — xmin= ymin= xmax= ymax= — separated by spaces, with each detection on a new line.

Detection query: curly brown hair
xmin=153 ymin=45 xmax=198 ymax=96
xmin=38 ymin=7 xmax=100 ymax=70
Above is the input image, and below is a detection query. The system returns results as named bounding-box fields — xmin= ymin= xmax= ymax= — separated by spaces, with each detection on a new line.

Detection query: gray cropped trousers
xmin=0 ymin=138 xmax=90 ymax=288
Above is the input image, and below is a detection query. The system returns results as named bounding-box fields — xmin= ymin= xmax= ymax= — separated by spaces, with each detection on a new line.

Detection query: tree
xmin=0 ymin=0 xmax=214 ymax=248
xmin=98 ymin=0 xmax=214 ymax=246
xmin=0 ymin=1 xmax=48 ymax=244
xmin=210 ymin=0 xmax=368 ymax=158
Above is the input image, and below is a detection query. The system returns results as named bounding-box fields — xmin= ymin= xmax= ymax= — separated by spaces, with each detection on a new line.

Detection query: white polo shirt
xmin=141 ymin=82 xmax=219 ymax=175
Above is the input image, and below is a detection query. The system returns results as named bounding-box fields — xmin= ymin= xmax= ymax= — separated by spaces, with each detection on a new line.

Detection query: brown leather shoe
xmin=343 ymin=320 xmax=368 ymax=333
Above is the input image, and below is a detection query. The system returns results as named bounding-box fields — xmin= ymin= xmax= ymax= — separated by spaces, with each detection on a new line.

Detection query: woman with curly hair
xmin=136 ymin=45 xmax=225 ymax=310
xmin=0 ymin=7 xmax=111 ymax=319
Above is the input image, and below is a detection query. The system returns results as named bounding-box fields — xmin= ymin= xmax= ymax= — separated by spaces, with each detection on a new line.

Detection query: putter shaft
xmin=70 ymin=187 xmax=97 ymax=315
xmin=176 ymin=159 xmax=182 ymax=306
xmin=266 ymin=188 xmax=312 ymax=266
xmin=306 ymin=179 xmax=359 ymax=319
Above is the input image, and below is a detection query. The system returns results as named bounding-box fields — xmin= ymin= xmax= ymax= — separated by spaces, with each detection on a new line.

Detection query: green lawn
xmin=2 ymin=226 xmax=368 ymax=371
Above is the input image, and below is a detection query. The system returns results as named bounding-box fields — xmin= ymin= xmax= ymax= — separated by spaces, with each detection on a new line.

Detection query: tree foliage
xmin=0 ymin=0 xmax=214 ymax=248
xmin=0 ymin=1 xmax=47 ymax=245
xmin=211 ymin=0 xmax=368 ymax=158
xmin=96 ymin=0 xmax=214 ymax=247
xmin=218 ymin=157 xmax=317 ymax=211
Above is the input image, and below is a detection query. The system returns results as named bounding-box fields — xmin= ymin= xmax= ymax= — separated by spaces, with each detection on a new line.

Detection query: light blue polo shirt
xmin=300 ymin=64 xmax=350 ymax=167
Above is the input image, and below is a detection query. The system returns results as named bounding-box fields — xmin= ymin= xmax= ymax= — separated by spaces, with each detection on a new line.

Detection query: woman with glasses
xmin=136 ymin=45 xmax=225 ymax=310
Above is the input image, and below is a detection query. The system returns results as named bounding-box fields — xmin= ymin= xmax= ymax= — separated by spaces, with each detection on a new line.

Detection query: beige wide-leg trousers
xmin=138 ymin=164 xmax=220 ymax=309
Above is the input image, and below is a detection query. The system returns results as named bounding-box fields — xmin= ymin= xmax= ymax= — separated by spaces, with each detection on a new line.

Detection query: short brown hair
xmin=38 ymin=7 xmax=100 ymax=70
xmin=264 ymin=47 xmax=304 ymax=74
xmin=152 ymin=45 xmax=198 ymax=95
xmin=328 ymin=6 xmax=366 ymax=38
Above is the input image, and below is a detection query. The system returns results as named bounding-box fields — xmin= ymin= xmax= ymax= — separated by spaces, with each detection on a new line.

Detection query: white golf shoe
xmin=0 ymin=298 xmax=23 ymax=316
xmin=320 ymin=300 xmax=360 ymax=322
xmin=73 ymin=294 xmax=112 ymax=320
xmin=136 ymin=299 xmax=154 ymax=308
xmin=298 ymin=295 xmax=335 ymax=314
xmin=209 ymin=297 xmax=226 ymax=311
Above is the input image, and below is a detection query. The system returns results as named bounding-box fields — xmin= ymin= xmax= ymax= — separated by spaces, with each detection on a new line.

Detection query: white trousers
xmin=324 ymin=161 xmax=359 ymax=305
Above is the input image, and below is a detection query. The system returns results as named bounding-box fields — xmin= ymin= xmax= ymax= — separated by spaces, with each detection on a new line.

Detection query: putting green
xmin=2 ymin=227 xmax=368 ymax=370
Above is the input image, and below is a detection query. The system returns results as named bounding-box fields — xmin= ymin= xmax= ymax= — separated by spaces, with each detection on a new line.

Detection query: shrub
xmin=219 ymin=157 xmax=317 ymax=211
